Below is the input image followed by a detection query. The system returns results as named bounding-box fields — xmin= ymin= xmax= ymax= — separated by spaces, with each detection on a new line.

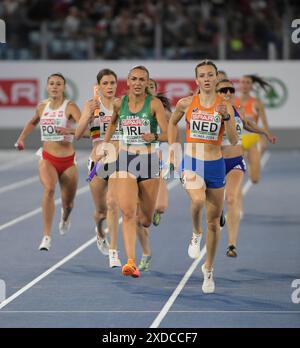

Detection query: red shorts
xmin=42 ymin=150 xmax=75 ymax=175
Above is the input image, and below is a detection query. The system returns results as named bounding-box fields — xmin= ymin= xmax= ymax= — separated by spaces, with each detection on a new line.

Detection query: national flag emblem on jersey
xmin=214 ymin=114 xmax=221 ymax=123
xmin=142 ymin=119 xmax=150 ymax=127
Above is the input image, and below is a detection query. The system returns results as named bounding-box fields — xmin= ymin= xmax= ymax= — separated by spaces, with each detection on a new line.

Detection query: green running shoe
xmin=152 ymin=210 xmax=161 ymax=226
xmin=138 ymin=255 xmax=152 ymax=271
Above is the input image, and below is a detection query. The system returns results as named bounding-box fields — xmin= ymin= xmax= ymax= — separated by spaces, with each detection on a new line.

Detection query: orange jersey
xmin=185 ymin=95 xmax=224 ymax=145
xmin=235 ymin=96 xmax=258 ymax=124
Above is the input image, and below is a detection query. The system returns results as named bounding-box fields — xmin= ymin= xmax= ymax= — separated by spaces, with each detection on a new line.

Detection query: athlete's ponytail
xmin=148 ymin=78 xmax=172 ymax=112
xmin=156 ymin=93 xmax=172 ymax=112
xmin=245 ymin=75 xmax=271 ymax=92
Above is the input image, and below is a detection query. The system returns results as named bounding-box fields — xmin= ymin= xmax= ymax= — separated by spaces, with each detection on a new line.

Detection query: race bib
xmin=190 ymin=111 xmax=222 ymax=142
xmin=222 ymin=116 xmax=243 ymax=144
xmin=99 ymin=115 xmax=121 ymax=141
xmin=121 ymin=118 xmax=151 ymax=144
xmin=40 ymin=118 xmax=64 ymax=141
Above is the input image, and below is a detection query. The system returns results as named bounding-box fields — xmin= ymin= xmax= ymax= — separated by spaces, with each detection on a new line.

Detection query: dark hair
xmin=47 ymin=73 xmax=66 ymax=84
xmin=157 ymin=93 xmax=172 ymax=112
xmin=148 ymin=78 xmax=171 ymax=111
xmin=244 ymin=74 xmax=271 ymax=92
xmin=97 ymin=69 xmax=117 ymax=84
xmin=149 ymin=78 xmax=158 ymax=91
xmin=129 ymin=65 xmax=150 ymax=79
xmin=195 ymin=60 xmax=218 ymax=77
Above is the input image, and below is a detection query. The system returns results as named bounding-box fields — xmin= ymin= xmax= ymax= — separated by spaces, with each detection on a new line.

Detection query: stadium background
xmin=0 ymin=0 xmax=300 ymax=149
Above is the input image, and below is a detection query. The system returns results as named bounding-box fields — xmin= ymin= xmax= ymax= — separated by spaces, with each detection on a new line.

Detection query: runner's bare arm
xmin=102 ymin=98 xmax=121 ymax=143
xmin=142 ymin=97 xmax=168 ymax=142
xmin=94 ymin=98 xmax=121 ymax=162
xmin=256 ymin=99 xmax=269 ymax=131
xmin=56 ymin=101 xmax=82 ymax=136
xmin=75 ymin=99 xmax=99 ymax=140
xmin=243 ymin=118 xmax=276 ymax=144
xmin=15 ymin=102 xmax=46 ymax=149
xmin=167 ymin=97 xmax=190 ymax=165
xmin=67 ymin=101 xmax=81 ymax=124
xmin=168 ymin=97 xmax=191 ymax=145
xmin=221 ymin=101 xmax=238 ymax=146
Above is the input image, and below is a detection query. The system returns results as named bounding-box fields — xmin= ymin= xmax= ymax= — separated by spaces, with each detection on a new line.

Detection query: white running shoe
xmin=39 ymin=236 xmax=51 ymax=251
xmin=201 ymin=263 xmax=215 ymax=294
xmin=188 ymin=232 xmax=202 ymax=259
xmin=59 ymin=208 xmax=71 ymax=235
xmin=109 ymin=249 xmax=122 ymax=268
xmin=95 ymin=227 xmax=110 ymax=256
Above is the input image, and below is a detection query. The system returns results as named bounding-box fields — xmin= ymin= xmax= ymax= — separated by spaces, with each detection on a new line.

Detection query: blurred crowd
xmin=0 ymin=0 xmax=299 ymax=60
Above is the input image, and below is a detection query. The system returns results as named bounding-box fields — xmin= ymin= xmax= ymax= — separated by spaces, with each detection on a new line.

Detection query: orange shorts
xmin=42 ymin=150 xmax=75 ymax=175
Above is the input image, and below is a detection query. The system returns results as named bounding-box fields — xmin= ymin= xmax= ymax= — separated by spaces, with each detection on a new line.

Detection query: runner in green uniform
xmin=95 ymin=66 xmax=168 ymax=278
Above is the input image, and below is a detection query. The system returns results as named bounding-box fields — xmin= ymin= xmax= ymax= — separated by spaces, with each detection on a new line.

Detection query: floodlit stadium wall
xmin=0 ymin=61 xmax=298 ymax=149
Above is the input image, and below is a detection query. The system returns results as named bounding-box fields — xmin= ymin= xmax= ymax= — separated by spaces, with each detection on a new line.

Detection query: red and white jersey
xmin=40 ymin=99 xmax=73 ymax=142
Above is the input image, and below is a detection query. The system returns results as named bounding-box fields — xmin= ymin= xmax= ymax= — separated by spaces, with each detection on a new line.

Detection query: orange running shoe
xmin=122 ymin=259 xmax=140 ymax=278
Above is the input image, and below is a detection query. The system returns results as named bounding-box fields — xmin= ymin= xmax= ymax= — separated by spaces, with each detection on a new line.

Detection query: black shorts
xmin=116 ymin=150 xmax=160 ymax=182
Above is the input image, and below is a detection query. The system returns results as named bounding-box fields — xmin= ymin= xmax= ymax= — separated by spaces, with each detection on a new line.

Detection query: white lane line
xmin=150 ymin=151 xmax=271 ymax=328
xmin=0 ymin=156 xmax=36 ymax=172
xmin=0 ymin=156 xmax=88 ymax=196
xmin=0 ymin=310 xmax=299 ymax=314
xmin=150 ymin=247 xmax=207 ymax=328
xmin=0 ymin=185 xmax=89 ymax=232
xmin=0 ymin=180 xmax=180 ymax=310
xmin=0 ymin=236 xmax=97 ymax=310
xmin=0 ymin=177 xmax=39 ymax=195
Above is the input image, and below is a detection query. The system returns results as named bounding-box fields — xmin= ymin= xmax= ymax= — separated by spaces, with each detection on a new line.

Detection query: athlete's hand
xmin=55 ymin=127 xmax=73 ymax=135
xmin=142 ymin=133 xmax=155 ymax=142
xmin=266 ymin=132 xmax=277 ymax=144
xmin=14 ymin=140 xmax=25 ymax=151
xmin=94 ymin=142 xmax=109 ymax=162
xmin=216 ymin=102 xmax=227 ymax=116
xmin=83 ymin=99 xmax=100 ymax=119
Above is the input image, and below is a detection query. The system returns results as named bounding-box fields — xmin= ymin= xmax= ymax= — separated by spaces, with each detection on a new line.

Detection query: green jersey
xmin=119 ymin=95 xmax=158 ymax=145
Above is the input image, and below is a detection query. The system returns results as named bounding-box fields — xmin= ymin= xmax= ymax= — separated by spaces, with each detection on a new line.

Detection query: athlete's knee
xmin=62 ymin=202 xmax=74 ymax=210
xmin=226 ymin=193 xmax=238 ymax=206
xmin=206 ymin=219 xmax=220 ymax=234
xmin=137 ymin=212 xmax=152 ymax=228
xmin=44 ymin=186 xmax=55 ymax=198
xmin=106 ymin=195 xmax=118 ymax=212
xmin=121 ymin=207 xmax=136 ymax=222
xmin=191 ymin=196 xmax=205 ymax=210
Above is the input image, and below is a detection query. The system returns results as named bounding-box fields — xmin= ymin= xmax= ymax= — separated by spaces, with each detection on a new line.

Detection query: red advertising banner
xmin=0 ymin=80 xmax=39 ymax=107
